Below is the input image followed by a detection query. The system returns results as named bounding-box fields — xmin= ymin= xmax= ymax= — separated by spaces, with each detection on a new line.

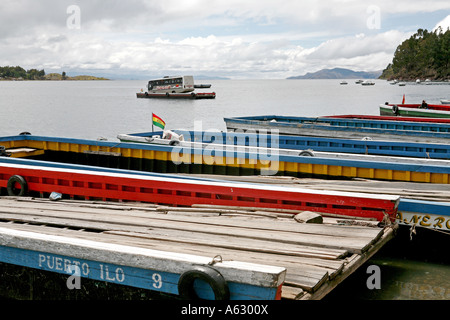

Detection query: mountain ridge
xmin=287 ymin=68 xmax=382 ymax=79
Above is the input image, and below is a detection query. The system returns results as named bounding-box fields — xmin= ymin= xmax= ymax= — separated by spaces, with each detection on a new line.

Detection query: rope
xmin=208 ymin=255 xmax=223 ymax=266
xmin=409 ymin=224 xmax=416 ymax=240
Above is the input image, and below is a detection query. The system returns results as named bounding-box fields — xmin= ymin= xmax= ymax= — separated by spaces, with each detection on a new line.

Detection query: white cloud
xmin=434 ymin=15 xmax=450 ymax=31
xmin=0 ymin=0 xmax=449 ymax=78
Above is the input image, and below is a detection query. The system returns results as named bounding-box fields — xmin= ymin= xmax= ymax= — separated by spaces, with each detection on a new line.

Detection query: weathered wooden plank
xmin=280 ymin=286 xmax=305 ymax=299
xmin=299 ymin=225 xmax=398 ymax=300
xmin=0 ymin=198 xmax=384 ymax=240
xmin=0 ymin=212 xmax=347 ymax=260
xmin=0 ymin=207 xmax=372 ymax=255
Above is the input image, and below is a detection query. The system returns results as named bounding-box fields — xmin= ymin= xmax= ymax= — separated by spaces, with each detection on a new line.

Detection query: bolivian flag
xmin=152 ymin=113 xmax=166 ymax=130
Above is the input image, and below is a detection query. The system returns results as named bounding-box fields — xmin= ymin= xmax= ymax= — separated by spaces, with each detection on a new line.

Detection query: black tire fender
xmin=299 ymin=150 xmax=314 ymax=157
xmin=7 ymin=175 xmax=28 ymax=196
xmin=178 ymin=265 xmax=230 ymax=300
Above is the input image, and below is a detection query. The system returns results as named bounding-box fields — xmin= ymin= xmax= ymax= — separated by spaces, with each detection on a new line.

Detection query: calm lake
xmin=0 ymin=78 xmax=449 ymax=300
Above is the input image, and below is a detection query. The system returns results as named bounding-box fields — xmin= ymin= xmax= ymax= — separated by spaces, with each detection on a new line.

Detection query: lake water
xmin=0 ymin=78 xmax=449 ymax=300
xmin=1 ymin=79 xmax=449 ymax=140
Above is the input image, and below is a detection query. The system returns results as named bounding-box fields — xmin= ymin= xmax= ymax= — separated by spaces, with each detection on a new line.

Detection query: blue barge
xmin=224 ymin=115 xmax=450 ymax=143
xmin=2 ymin=133 xmax=450 ymax=184
xmin=122 ymin=130 xmax=450 ymax=160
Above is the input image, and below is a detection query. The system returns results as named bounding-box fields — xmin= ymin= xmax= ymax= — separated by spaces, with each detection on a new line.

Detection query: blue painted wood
xmin=132 ymin=130 xmax=450 ymax=159
xmin=0 ymin=245 xmax=278 ymax=300
xmin=2 ymin=135 xmax=450 ymax=176
xmin=226 ymin=115 xmax=450 ymax=133
xmin=398 ymin=199 xmax=450 ymax=217
xmin=224 ymin=116 xmax=450 ymax=139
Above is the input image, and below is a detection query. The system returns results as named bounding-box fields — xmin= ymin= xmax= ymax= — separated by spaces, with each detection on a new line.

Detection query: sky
xmin=0 ymin=0 xmax=449 ymax=79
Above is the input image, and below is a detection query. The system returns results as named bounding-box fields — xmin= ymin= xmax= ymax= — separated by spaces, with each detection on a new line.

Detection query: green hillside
xmin=380 ymin=28 xmax=450 ymax=80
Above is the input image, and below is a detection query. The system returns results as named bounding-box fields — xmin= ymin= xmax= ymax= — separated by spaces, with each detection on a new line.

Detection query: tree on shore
xmin=380 ymin=27 xmax=450 ymax=80
xmin=0 ymin=66 xmax=45 ymax=80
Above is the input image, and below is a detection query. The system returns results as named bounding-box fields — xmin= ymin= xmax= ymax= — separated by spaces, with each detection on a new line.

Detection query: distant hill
xmin=44 ymin=73 xmax=108 ymax=80
xmin=287 ymin=68 xmax=382 ymax=79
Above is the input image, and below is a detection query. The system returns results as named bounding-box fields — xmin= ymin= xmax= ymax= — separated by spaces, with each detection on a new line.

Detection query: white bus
xmin=147 ymin=76 xmax=195 ymax=94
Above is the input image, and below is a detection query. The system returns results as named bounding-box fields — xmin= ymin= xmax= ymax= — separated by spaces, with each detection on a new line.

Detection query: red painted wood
xmin=0 ymin=165 xmax=398 ymax=221
xmin=324 ymin=114 xmax=450 ymax=123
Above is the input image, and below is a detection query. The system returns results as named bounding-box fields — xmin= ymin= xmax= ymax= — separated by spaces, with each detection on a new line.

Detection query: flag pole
xmin=152 ymin=113 xmax=154 ymax=132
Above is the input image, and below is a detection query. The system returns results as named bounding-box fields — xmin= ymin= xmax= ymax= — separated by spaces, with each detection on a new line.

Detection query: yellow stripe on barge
xmin=1 ymin=135 xmax=450 ymax=184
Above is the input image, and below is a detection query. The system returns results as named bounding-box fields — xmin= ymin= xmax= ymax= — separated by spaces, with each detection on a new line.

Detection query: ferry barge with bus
xmin=136 ymin=75 xmax=216 ymax=99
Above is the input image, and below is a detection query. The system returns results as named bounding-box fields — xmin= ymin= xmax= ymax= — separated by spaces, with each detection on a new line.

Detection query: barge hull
xmin=136 ymin=92 xmax=216 ymax=99
xmin=0 ymin=157 xmax=399 ymax=221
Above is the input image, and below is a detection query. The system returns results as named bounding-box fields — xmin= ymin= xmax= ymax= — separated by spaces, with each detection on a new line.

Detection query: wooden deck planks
xmin=0 ymin=196 xmax=395 ymax=299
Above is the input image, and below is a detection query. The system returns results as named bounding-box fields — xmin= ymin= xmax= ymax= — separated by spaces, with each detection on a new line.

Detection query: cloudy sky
xmin=1 ymin=0 xmax=449 ymax=79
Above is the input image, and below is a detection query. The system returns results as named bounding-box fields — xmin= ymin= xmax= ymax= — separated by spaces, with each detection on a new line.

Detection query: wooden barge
xmin=0 ymin=156 xmax=399 ymax=221
xmin=121 ymin=130 xmax=450 ymax=159
xmin=0 ymin=220 xmax=285 ymax=300
xmin=136 ymin=92 xmax=216 ymax=99
xmin=224 ymin=115 xmax=450 ymax=144
xmin=2 ymin=134 xmax=450 ymax=184
xmin=0 ymin=196 xmax=397 ymax=300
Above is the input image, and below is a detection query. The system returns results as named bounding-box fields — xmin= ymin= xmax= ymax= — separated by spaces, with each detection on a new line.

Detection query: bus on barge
xmin=137 ymin=75 xmax=216 ymax=99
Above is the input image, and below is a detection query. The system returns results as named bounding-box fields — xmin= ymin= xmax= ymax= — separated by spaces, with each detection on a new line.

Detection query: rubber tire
xmin=7 ymin=175 xmax=28 ymax=196
xmin=178 ymin=265 xmax=230 ymax=300
xmin=299 ymin=150 xmax=314 ymax=157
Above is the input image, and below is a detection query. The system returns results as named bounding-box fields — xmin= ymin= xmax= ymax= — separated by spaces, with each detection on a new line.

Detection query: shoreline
xmin=0 ymin=77 xmax=109 ymax=81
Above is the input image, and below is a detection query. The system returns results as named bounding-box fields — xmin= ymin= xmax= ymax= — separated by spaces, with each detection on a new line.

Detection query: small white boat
xmin=355 ymin=80 xmax=363 ymax=84
xmin=441 ymin=99 xmax=450 ymax=104
xmin=340 ymin=80 xmax=348 ymax=85
xmin=117 ymin=130 xmax=185 ymax=146
xmin=361 ymin=80 xmax=375 ymax=86
xmin=398 ymin=82 xmax=406 ymax=86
